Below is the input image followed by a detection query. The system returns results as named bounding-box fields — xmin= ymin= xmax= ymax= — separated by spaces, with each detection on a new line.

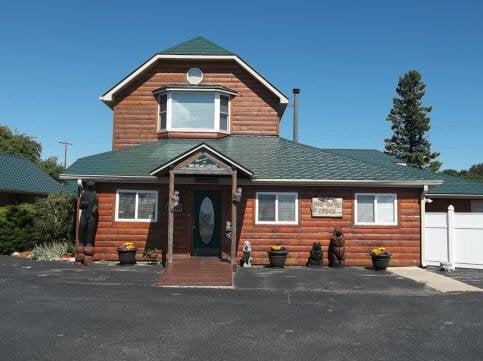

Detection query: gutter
xmin=60 ymin=173 xmax=442 ymax=187
xmin=426 ymin=193 xmax=483 ymax=199
xmin=252 ymin=179 xmax=443 ymax=187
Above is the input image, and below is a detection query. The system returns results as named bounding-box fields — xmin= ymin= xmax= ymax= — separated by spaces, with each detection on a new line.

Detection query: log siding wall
xmin=92 ymin=183 xmax=422 ymax=267
xmin=112 ymin=60 xmax=282 ymax=150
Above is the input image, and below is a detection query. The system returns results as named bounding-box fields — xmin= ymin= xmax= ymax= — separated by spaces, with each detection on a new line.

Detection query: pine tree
xmin=384 ymin=70 xmax=441 ymax=171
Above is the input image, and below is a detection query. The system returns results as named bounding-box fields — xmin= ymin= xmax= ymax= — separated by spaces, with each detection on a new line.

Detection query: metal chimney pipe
xmin=292 ymin=88 xmax=300 ymax=143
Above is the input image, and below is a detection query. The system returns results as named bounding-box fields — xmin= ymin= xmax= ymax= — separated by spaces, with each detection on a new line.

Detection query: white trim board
xmin=100 ymin=54 xmax=289 ymax=105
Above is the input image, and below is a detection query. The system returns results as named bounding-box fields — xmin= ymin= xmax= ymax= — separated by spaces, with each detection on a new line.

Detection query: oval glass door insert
xmin=199 ymin=197 xmax=215 ymax=245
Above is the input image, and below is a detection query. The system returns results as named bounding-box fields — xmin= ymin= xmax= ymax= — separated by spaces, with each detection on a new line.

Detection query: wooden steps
xmin=157 ymin=257 xmax=233 ymax=287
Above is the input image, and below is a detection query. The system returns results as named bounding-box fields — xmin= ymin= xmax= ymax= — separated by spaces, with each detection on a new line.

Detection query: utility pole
xmin=58 ymin=140 xmax=72 ymax=168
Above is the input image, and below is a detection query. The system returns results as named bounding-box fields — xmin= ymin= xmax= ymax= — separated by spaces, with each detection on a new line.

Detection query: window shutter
xmin=357 ymin=195 xmax=375 ymax=223
xmin=118 ymin=192 xmax=136 ymax=219
xmin=376 ymin=195 xmax=395 ymax=223
xmin=137 ymin=192 xmax=157 ymax=220
xmin=258 ymin=194 xmax=276 ymax=222
xmin=278 ymin=194 xmax=296 ymax=222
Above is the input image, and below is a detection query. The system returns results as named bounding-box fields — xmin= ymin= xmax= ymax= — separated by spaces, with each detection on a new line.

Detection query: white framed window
xmin=256 ymin=192 xmax=298 ymax=225
xmin=354 ymin=193 xmax=397 ymax=225
xmin=157 ymin=91 xmax=230 ymax=133
xmin=115 ymin=190 xmax=158 ymax=222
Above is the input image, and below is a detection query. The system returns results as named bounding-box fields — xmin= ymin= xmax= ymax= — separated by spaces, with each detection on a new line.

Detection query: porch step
xmin=157 ymin=258 xmax=233 ymax=287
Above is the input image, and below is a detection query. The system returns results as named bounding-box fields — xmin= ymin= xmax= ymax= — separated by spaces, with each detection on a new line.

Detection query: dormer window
xmin=155 ymin=85 xmax=235 ymax=133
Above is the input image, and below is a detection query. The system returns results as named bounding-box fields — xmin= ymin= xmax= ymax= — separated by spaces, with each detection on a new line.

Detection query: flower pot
xmin=144 ymin=253 xmax=160 ymax=265
xmin=371 ymin=254 xmax=390 ymax=271
xmin=118 ymin=249 xmax=137 ymax=265
xmin=267 ymin=249 xmax=288 ymax=268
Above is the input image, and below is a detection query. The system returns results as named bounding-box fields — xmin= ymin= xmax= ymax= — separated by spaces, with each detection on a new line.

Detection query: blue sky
xmin=0 ymin=0 xmax=482 ymax=169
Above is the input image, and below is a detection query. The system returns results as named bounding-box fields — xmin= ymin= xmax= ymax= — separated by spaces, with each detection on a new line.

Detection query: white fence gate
xmin=424 ymin=206 xmax=483 ymax=269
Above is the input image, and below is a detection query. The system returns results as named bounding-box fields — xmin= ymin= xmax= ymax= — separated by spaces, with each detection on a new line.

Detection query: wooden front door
xmin=192 ymin=190 xmax=221 ymax=256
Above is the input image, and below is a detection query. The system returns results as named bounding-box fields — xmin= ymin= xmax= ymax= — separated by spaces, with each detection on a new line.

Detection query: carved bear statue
xmin=307 ymin=242 xmax=323 ymax=267
xmin=328 ymin=228 xmax=345 ymax=267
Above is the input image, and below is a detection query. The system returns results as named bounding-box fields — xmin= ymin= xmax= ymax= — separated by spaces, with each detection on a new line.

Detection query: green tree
xmin=0 ymin=124 xmax=65 ymax=180
xmin=0 ymin=125 xmax=41 ymax=162
xmin=385 ymin=70 xmax=441 ymax=171
xmin=39 ymin=156 xmax=65 ymax=180
xmin=442 ymin=163 xmax=483 ymax=183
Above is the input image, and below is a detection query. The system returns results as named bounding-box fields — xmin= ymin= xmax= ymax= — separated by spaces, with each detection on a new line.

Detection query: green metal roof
xmin=159 ymin=36 xmax=234 ymax=56
xmin=324 ymin=148 xmax=483 ymax=195
xmin=0 ymin=152 xmax=63 ymax=195
xmin=64 ymin=136 xmax=445 ymax=184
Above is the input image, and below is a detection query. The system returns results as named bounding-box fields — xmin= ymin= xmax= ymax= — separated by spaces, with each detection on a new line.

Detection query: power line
xmin=58 ymin=140 xmax=72 ymax=168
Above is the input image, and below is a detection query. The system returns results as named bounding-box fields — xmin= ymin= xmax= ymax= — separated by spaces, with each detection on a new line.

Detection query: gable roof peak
xmin=159 ymin=36 xmax=234 ymax=56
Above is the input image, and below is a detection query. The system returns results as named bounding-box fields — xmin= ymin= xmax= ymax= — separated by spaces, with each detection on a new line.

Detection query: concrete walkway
xmin=388 ymin=267 xmax=482 ymax=293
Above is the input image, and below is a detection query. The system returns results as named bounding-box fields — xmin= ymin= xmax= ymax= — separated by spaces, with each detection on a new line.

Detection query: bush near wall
xmin=0 ymin=194 xmax=75 ymax=255
xmin=0 ymin=203 xmax=36 ymax=254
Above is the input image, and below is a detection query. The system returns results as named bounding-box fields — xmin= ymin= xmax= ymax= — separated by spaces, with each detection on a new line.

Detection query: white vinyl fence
xmin=424 ymin=206 xmax=483 ymax=269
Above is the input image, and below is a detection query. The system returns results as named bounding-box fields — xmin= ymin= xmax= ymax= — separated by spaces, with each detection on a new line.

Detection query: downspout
xmin=420 ymin=185 xmax=428 ymax=267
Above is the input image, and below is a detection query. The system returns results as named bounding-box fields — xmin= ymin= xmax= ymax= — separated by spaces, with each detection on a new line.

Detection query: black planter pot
xmin=371 ymin=254 xmax=390 ymax=271
xmin=118 ymin=249 xmax=137 ymax=265
xmin=268 ymin=249 xmax=288 ymax=268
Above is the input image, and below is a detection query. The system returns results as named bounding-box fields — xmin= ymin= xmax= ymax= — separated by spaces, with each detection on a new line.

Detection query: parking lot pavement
xmin=235 ymin=265 xmax=437 ymax=295
xmin=427 ymin=267 xmax=483 ymax=289
xmin=1 ymin=256 xmax=482 ymax=361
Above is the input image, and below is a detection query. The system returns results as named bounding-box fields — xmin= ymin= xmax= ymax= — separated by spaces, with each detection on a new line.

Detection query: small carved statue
xmin=232 ymin=187 xmax=242 ymax=203
xmin=171 ymin=190 xmax=180 ymax=211
xmin=225 ymin=221 xmax=232 ymax=240
xmin=307 ymin=242 xmax=323 ymax=267
xmin=242 ymin=240 xmax=252 ymax=267
xmin=77 ymin=181 xmax=99 ymax=266
xmin=328 ymin=228 xmax=345 ymax=267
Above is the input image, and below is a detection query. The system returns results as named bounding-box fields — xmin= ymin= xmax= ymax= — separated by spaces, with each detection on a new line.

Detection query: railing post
xmin=447 ymin=205 xmax=455 ymax=270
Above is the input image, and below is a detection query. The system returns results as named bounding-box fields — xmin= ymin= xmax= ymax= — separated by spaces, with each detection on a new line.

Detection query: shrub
xmin=0 ymin=203 xmax=36 ymax=254
xmin=0 ymin=193 xmax=75 ymax=255
xmin=31 ymin=242 xmax=69 ymax=261
xmin=32 ymin=194 xmax=75 ymax=245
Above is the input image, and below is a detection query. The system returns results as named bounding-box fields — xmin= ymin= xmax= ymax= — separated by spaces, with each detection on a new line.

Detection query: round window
xmin=187 ymin=68 xmax=203 ymax=85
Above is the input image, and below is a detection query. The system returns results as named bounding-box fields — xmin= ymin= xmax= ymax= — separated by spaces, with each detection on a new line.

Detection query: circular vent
xmin=187 ymin=68 xmax=203 ymax=85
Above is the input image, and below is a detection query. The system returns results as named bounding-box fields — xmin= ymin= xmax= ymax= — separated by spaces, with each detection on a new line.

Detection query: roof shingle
xmin=159 ymin=36 xmax=234 ymax=56
xmin=64 ymin=136 xmax=444 ymax=184
xmin=0 ymin=153 xmax=63 ymax=195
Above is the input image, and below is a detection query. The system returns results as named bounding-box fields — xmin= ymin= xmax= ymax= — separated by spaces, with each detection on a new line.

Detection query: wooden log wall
xmin=236 ymin=186 xmax=422 ymax=267
xmin=111 ymin=60 xmax=282 ymax=150
xmin=92 ymin=183 xmax=422 ymax=267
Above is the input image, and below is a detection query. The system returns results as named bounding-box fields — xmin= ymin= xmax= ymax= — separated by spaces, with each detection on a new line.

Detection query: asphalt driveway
xmin=0 ymin=256 xmax=482 ymax=361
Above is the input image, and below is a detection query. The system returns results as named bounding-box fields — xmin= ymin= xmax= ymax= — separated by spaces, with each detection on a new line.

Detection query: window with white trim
xmin=256 ymin=192 xmax=298 ymax=224
xmin=355 ymin=193 xmax=397 ymax=225
xmin=158 ymin=91 xmax=230 ymax=132
xmin=116 ymin=190 xmax=158 ymax=222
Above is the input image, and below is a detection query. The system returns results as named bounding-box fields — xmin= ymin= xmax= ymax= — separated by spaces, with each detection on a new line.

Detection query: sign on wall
xmin=186 ymin=154 xmax=224 ymax=170
xmin=311 ymin=197 xmax=343 ymax=217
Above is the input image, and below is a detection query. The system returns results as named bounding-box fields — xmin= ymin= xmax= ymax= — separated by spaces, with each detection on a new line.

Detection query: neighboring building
xmin=425 ymin=174 xmax=483 ymax=212
xmin=62 ymin=36 xmax=477 ymax=268
xmin=0 ymin=152 xmax=63 ymax=206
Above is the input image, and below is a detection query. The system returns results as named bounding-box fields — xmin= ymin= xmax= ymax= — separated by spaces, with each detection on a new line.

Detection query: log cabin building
xmin=61 ymin=37 xmax=482 ymax=268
